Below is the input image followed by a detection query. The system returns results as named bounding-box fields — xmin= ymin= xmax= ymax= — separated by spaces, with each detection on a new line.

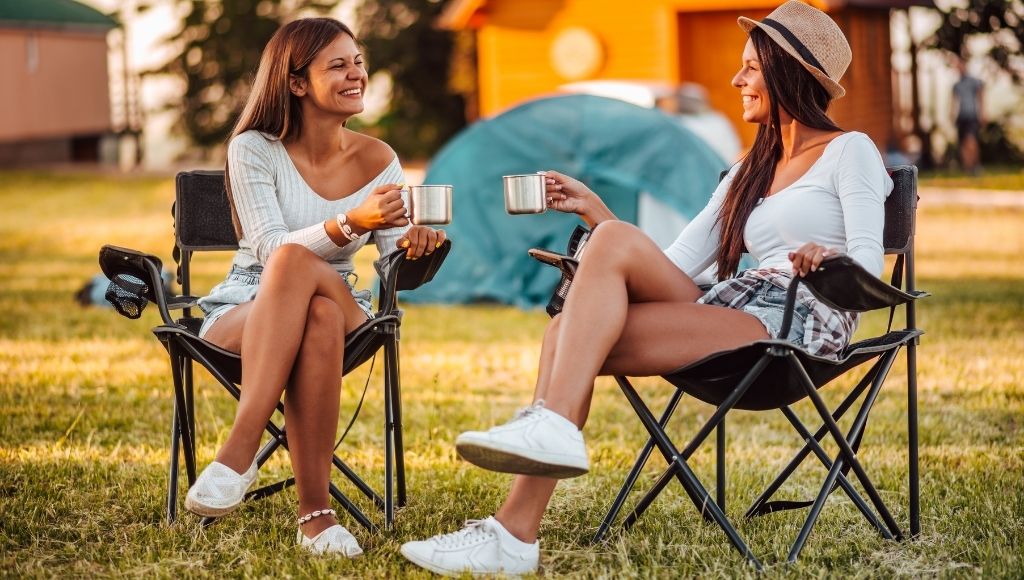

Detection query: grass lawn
xmin=919 ymin=165 xmax=1024 ymax=191
xmin=1 ymin=170 xmax=1022 ymax=578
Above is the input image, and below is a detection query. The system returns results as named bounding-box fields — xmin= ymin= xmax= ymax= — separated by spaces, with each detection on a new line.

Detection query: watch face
xmin=550 ymin=27 xmax=604 ymax=81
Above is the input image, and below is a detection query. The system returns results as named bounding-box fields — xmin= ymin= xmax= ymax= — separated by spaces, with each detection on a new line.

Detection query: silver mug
xmin=503 ymin=174 xmax=547 ymax=215
xmin=408 ymin=185 xmax=452 ymax=225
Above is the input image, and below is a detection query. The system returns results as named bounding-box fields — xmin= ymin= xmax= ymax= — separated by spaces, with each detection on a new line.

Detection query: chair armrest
xmin=374 ymin=239 xmax=453 ymax=316
xmin=778 ymin=254 xmax=928 ymax=339
xmin=99 ymin=245 xmax=177 ymax=324
xmin=800 ymin=254 xmax=928 ymax=312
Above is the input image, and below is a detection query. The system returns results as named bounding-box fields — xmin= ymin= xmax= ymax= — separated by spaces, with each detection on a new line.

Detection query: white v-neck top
xmin=663 ymin=131 xmax=893 ymax=278
xmin=226 ymin=130 xmax=409 ymax=275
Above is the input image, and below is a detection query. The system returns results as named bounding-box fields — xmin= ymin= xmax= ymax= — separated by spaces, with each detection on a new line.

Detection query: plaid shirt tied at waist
xmin=698 ymin=269 xmax=858 ymax=358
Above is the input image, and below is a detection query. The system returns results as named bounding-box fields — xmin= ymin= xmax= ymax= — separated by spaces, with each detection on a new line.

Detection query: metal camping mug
xmin=407 ymin=185 xmax=452 ymax=225
xmin=503 ymin=174 xmax=547 ymax=215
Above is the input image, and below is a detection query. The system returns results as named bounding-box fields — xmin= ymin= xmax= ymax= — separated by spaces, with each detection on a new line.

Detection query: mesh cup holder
xmin=105 ymin=273 xmax=151 ymax=319
xmin=547 ymin=271 xmax=574 ymax=317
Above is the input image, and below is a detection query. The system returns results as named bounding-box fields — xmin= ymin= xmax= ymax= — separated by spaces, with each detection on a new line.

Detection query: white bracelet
xmin=335 ymin=213 xmax=360 ymax=242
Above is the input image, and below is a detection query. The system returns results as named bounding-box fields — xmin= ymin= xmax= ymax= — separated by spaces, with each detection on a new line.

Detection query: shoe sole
xmin=455 ymin=440 xmax=588 ymax=479
xmin=400 ymin=545 xmax=532 ymax=577
xmin=184 ymin=494 xmax=242 ymax=518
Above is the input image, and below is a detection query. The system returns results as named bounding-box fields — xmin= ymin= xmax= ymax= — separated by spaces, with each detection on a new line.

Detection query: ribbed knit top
xmin=226 ymin=130 xmax=410 ymax=275
xmin=664 ymin=131 xmax=893 ymax=278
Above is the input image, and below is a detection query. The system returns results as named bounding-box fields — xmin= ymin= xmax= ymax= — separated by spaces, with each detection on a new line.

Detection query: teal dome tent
xmin=407 ymin=94 xmax=728 ymax=307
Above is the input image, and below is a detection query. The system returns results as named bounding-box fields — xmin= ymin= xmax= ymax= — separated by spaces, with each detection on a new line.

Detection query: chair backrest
xmin=883 ymin=165 xmax=917 ymax=255
xmin=174 ymin=170 xmax=238 ymax=252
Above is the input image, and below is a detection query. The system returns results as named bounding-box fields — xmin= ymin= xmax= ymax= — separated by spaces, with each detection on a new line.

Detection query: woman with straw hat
xmin=401 ymin=2 xmax=892 ymax=575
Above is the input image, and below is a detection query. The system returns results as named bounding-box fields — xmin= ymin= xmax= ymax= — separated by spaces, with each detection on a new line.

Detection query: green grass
xmin=919 ymin=165 xmax=1024 ymax=191
xmin=1 ymin=170 xmax=1022 ymax=578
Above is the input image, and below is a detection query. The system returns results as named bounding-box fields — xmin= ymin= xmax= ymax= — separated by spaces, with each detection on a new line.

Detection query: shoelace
xmin=509 ymin=399 xmax=546 ymax=423
xmin=433 ymin=519 xmax=495 ymax=549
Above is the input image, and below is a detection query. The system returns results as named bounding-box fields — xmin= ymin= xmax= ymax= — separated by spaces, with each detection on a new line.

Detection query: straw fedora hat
xmin=738 ymin=1 xmax=852 ymax=99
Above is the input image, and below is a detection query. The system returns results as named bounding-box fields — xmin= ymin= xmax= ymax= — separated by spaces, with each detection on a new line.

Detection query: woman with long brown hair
xmin=402 ymin=2 xmax=892 ymax=575
xmin=184 ymin=18 xmax=445 ymax=556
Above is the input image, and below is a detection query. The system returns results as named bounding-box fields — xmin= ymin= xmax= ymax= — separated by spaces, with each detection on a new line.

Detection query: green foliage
xmin=157 ymin=0 xmax=335 ymax=150
xmin=356 ymin=0 xmax=467 ymax=159
xmin=929 ymin=0 xmax=1024 ymax=83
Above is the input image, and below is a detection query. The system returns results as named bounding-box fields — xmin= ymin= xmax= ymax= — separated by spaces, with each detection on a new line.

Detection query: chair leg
xmin=716 ymin=419 xmax=726 ymax=510
xmin=782 ymin=408 xmax=892 ymax=541
xmin=744 ymin=360 xmax=880 ymax=519
xmin=621 ymin=462 xmax=683 ymax=531
xmin=382 ymin=338 xmax=398 ymax=528
xmin=593 ymin=388 xmax=685 ymax=543
xmin=617 ymin=371 xmax=765 ymax=570
xmin=907 ymin=340 xmax=921 ymax=537
xmin=173 ymin=339 xmax=383 ymax=531
xmin=183 ymin=356 xmax=197 ymax=485
xmin=169 ymin=346 xmax=197 ymax=484
xmin=788 ymin=353 xmax=904 ymax=541
xmin=332 ymin=455 xmax=385 ymax=509
xmin=387 ymin=336 xmax=408 ymax=507
xmin=329 ymin=482 xmax=379 ymax=533
xmin=166 ymin=405 xmax=181 ymax=525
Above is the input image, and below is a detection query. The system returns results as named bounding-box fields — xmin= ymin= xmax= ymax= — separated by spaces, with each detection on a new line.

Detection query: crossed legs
xmin=493 ymin=221 xmax=770 ymax=542
xmin=202 ymin=244 xmax=369 ymax=537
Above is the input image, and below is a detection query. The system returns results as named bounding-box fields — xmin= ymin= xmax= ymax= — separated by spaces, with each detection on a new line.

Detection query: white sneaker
xmin=400 ymin=516 xmax=539 ymax=576
xmin=297 ymin=524 xmax=363 ymax=557
xmin=184 ymin=459 xmax=258 ymax=517
xmin=455 ymin=400 xmax=589 ymax=479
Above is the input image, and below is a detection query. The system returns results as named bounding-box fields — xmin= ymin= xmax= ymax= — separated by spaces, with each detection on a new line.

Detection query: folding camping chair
xmin=530 ymin=165 xmax=926 ymax=568
xmin=99 ymin=169 xmax=451 ymax=532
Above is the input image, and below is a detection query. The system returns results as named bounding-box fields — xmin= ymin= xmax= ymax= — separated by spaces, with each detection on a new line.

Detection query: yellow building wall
xmin=477 ymin=0 xmax=676 ymax=116
xmin=475 ymin=0 xmax=806 ymax=116
xmin=472 ymin=0 xmax=891 ymax=149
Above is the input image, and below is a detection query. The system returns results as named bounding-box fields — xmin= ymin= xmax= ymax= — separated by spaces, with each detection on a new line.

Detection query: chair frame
xmin=532 ymin=165 xmax=926 ymax=569
xmin=101 ymin=170 xmax=450 ymax=533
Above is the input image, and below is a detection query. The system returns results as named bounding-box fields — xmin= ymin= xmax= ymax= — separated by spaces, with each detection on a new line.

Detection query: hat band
xmin=761 ymin=18 xmax=827 ymax=76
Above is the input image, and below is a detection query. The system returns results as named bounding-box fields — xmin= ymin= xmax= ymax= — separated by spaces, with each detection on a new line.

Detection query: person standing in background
xmin=952 ymin=57 xmax=985 ymax=175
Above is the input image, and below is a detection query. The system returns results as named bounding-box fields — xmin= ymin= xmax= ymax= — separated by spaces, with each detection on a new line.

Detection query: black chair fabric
xmin=174 ymin=171 xmax=239 ymax=251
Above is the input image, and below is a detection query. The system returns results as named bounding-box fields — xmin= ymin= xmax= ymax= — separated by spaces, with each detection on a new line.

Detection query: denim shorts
xmin=699 ymin=278 xmax=810 ymax=345
xmin=740 ymin=281 xmax=810 ymax=344
xmin=197 ymin=264 xmax=374 ymax=338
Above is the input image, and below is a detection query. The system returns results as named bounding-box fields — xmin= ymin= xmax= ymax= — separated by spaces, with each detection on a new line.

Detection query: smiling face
xmin=291 ymin=32 xmax=367 ymax=118
xmin=731 ymin=38 xmax=770 ymax=125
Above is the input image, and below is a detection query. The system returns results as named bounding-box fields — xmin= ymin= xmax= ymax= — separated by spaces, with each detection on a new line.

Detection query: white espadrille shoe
xmin=297 ymin=524 xmax=363 ymax=557
xmin=184 ymin=459 xmax=258 ymax=517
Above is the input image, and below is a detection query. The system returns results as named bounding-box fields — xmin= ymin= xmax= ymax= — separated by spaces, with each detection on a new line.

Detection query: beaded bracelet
xmin=335 ymin=213 xmax=361 ymax=242
xmin=297 ymin=507 xmax=336 ymax=525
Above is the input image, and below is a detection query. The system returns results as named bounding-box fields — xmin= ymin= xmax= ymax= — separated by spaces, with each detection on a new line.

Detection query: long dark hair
xmin=715 ymin=27 xmax=841 ymax=280
xmin=225 ymin=18 xmax=356 ymax=239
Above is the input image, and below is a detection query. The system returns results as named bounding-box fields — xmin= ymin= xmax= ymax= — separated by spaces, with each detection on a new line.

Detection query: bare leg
xmin=201 ymin=244 xmax=368 ymax=532
xmin=287 ymin=296 xmax=347 ymax=537
xmin=493 ymin=222 xmax=769 ymax=542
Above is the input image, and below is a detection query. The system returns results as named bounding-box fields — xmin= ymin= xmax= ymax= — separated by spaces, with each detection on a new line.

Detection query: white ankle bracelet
xmin=297 ymin=508 xmax=336 ymax=525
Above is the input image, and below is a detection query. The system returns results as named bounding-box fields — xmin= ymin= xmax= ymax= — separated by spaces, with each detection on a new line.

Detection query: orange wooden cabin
xmin=439 ymin=0 xmax=931 ymax=150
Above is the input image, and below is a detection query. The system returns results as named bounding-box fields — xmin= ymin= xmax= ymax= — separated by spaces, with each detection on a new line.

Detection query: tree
xmin=355 ymin=0 xmax=467 ymax=159
xmin=929 ymin=0 xmax=1024 ymax=83
xmin=157 ymin=0 xmax=334 ymax=152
